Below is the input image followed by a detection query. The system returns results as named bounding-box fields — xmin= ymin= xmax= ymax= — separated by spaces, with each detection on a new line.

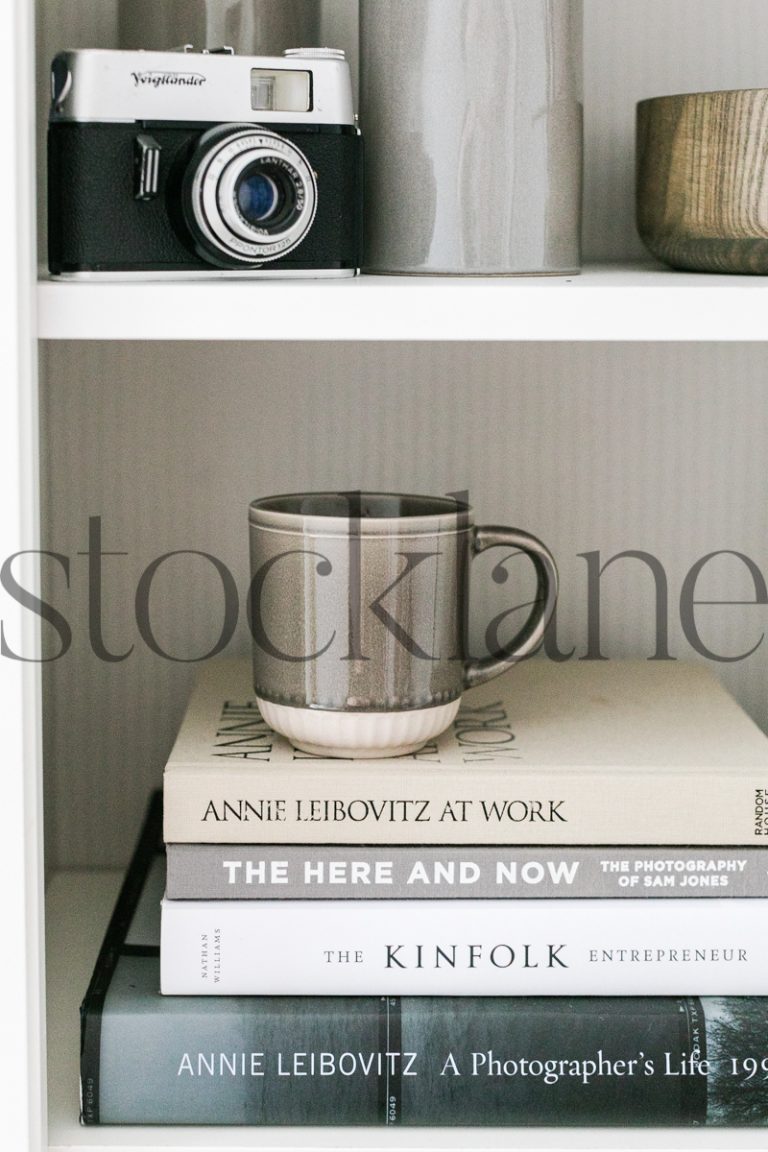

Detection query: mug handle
xmin=463 ymin=526 xmax=559 ymax=690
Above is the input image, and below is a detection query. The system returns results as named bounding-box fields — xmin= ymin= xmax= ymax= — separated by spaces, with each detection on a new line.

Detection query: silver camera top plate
xmin=50 ymin=47 xmax=354 ymax=127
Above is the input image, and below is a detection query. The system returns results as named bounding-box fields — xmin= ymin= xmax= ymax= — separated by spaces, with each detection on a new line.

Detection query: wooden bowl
xmin=637 ymin=89 xmax=768 ymax=274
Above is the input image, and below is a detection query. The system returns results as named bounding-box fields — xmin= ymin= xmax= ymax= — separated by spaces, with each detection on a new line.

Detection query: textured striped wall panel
xmin=40 ymin=342 xmax=768 ymax=866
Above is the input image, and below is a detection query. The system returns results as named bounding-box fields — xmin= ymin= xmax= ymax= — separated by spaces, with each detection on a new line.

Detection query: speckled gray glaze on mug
xmin=248 ymin=493 xmax=558 ymax=713
xmin=118 ymin=0 xmax=320 ymax=55
xmin=360 ymin=0 xmax=583 ymax=275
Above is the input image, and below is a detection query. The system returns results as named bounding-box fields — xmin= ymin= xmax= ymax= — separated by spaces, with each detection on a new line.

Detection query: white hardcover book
xmin=162 ymin=659 xmax=768 ymax=845
xmin=161 ymin=895 xmax=768 ymax=996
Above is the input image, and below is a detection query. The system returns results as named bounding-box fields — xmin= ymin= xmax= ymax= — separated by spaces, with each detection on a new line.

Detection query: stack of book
xmin=81 ymin=658 xmax=768 ymax=1127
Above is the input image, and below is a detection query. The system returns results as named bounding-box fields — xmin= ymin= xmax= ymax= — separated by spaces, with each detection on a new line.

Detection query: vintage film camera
xmin=48 ymin=47 xmax=363 ymax=277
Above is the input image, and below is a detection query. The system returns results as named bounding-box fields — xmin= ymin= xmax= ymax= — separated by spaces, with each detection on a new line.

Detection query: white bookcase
xmin=6 ymin=0 xmax=768 ymax=1149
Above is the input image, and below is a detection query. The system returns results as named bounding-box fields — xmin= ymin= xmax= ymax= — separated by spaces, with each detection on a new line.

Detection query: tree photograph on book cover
xmin=707 ymin=1000 xmax=768 ymax=1125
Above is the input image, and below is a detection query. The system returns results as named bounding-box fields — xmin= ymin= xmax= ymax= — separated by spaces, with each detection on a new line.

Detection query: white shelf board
xmin=37 ymin=263 xmax=768 ymax=343
xmin=47 ymin=870 xmax=768 ymax=1152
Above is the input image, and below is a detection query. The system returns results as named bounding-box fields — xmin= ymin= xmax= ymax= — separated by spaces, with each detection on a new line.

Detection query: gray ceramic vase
xmin=360 ymin=0 xmax=584 ymax=275
xmin=118 ymin=0 xmax=320 ymax=55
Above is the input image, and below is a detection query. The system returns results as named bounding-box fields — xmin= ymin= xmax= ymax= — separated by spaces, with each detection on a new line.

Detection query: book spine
xmin=79 ymin=792 xmax=163 ymax=1124
xmin=85 ymin=989 xmax=768 ymax=1127
xmin=162 ymin=771 xmax=768 ymax=845
xmin=160 ymin=896 xmax=768 ymax=996
xmin=165 ymin=844 xmax=768 ymax=899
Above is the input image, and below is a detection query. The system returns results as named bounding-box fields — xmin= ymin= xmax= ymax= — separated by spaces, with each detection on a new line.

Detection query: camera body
xmin=48 ymin=47 xmax=363 ymax=277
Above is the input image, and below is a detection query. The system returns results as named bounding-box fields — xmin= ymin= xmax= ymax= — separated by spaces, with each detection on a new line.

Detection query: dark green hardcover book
xmin=80 ymin=793 xmax=768 ymax=1127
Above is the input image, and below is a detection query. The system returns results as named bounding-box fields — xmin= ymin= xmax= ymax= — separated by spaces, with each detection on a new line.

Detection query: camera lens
xmin=234 ymin=163 xmax=299 ymax=232
xmin=237 ymin=170 xmax=281 ymax=224
xmin=183 ymin=125 xmax=317 ymax=268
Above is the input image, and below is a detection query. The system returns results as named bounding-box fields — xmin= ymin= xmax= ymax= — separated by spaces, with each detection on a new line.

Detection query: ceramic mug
xmin=248 ymin=492 xmax=558 ymax=758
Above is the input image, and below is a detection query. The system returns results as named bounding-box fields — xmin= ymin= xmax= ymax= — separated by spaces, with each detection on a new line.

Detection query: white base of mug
xmin=256 ymin=697 xmax=461 ymax=759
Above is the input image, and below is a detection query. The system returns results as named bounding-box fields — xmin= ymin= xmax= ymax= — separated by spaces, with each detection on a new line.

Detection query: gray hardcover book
xmin=166 ymin=843 xmax=768 ymax=899
xmin=81 ymin=795 xmax=768 ymax=1126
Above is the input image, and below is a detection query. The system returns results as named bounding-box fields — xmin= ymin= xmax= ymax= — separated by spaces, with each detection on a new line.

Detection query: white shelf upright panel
xmin=2 ymin=0 xmax=45 ymax=1148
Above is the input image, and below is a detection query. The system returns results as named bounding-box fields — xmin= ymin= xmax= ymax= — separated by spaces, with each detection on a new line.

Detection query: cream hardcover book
xmin=162 ymin=659 xmax=768 ymax=845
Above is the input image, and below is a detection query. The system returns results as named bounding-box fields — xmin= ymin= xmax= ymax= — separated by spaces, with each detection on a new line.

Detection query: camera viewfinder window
xmin=251 ymin=70 xmax=312 ymax=113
